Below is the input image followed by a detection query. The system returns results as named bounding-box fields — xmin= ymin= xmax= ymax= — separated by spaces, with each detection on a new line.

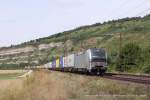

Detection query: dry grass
xmin=23 ymin=70 xmax=68 ymax=100
xmin=0 ymin=70 xmax=150 ymax=100
xmin=43 ymin=71 xmax=150 ymax=100
xmin=0 ymin=70 xmax=68 ymax=100
xmin=0 ymin=79 xmax=22 ymax=95
xmin=0 ymin=70 xmax=27 ymax=93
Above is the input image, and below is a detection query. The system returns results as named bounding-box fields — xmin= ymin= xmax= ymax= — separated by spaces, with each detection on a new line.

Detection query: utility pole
xmin=28 ymin=53 xmax=31 ymax=70
xmin=118 ymin=33 xmax=123 ymax=72
xmin=80 ymin=36 xmax=85 ymax=52
xmin=80 ymin=40 xmax=83 ymax=51
xmin=64 ymin=33 xmax=68 ymax=67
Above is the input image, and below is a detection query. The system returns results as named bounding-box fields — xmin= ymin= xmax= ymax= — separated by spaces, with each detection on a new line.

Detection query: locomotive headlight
xmin=91 ymin=62 xmax=106 ymax=67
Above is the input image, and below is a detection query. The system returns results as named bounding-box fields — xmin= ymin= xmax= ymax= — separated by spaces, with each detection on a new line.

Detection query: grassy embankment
xmin=0 ymin=70 xmax=27 ymax=80
xmin=0 ymin=70 xmax=150 ymax=100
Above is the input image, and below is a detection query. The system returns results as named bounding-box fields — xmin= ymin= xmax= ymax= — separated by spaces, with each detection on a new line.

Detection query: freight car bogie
xmin=89 ymin=67 xmax=107 ymax=75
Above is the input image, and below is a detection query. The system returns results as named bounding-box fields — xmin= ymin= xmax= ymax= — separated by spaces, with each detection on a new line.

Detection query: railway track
xmin=103 ymin=73 xmax=150 ymax=85
xmin=48 ymin=70 xmax=150 ymax=85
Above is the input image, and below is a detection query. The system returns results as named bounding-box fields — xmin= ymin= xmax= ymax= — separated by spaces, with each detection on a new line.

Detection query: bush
xmin=143 ymin=65 xmax=150 ymax=73
xmin=116 ymin=43 xmax=142 ymax=71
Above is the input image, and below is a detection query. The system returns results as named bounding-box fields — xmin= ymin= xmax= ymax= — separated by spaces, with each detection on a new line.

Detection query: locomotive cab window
xmin=91 ymin=48 xmax=106 ymax=62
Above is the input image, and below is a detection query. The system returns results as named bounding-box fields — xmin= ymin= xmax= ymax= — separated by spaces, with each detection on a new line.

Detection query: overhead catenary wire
xmin=101 ymin=0 xmax=131 ymax=22
xmin=120 ymin=0 xmax=150 ymax=17
xmin=109 ymin=0 xmax=131 ymax=16
xmin=111 ymin=0 xmax=150 ymax=71
xmin=131 ymin=0 xmax=148 ymax=10
xmin=135 ymin=7 xmax=150 ymax=16
xmin=64 ymin=33 xmax=68 ymax=66
xmin=109 ymin=0 xmax=150 ymax=19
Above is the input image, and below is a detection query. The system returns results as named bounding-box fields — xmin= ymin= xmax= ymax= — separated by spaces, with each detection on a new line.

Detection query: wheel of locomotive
xmin=85 ymin=70 xmax=90 ymax=75
xmin=99 ymin=71 xmax=104 ymax=76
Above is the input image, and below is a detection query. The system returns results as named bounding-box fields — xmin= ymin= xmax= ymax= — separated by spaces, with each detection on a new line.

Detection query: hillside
xmin=0 ymin=15 xmax=150 ymax=73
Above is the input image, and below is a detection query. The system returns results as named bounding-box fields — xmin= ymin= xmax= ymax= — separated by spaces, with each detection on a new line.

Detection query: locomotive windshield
xmin=91 ymin=48 xmax=106 ymax=62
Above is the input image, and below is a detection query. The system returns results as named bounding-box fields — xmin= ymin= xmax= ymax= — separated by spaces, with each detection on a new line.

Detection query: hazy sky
xmin=0 ymin=0 xmax=150 ymax=47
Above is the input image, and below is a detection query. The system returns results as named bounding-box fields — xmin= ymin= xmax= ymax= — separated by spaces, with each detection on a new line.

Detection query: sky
xmin=0 ymin=0 xmax=150 ymax=47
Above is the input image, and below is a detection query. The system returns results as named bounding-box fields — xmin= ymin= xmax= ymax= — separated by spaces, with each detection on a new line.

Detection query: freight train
xmin=43 ymin=48 xmax=108 ymax=75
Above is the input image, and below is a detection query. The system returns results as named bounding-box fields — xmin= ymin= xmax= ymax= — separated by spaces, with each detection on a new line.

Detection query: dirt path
xmin=18 ymin=70 xmax=33 ymax=78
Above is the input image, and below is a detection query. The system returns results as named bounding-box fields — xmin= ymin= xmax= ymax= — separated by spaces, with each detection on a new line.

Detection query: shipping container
xmin=56 ymin=59 xmax=60 ymax=68
xmin=59 ymin=56 xmax=64 ymax=68
xmin=63 ymin=54 xmax=75 ymax=68
xmin=45 ymin=63 xmax=49 ymax=69
xmin=37 ymin=66 xmax=40 ymax=69
xmin=68 ymin=54 xmax=75 ymax=67
xmin=44 ymin=64 xmax=48 ymax=69
xmin=52 ymin=57 xmax=56 ymax=68
xmin=48 ymin=62 xmax=52 ymax=68
xmin=63 ymin=57 xmax=67 ymax=67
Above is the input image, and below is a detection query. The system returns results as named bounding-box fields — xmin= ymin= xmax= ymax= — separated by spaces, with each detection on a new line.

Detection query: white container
xmin=44 ymin=64 xmax=47 ymax=68
xmin=48 ymin=62 xmax=52 ymax=68
xmin=63 ymin=54 xmax=75 ymax=68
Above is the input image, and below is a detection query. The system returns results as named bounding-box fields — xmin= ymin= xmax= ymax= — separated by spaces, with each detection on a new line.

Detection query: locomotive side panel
xmin=75 ymin=51 xmax=89 ymax=69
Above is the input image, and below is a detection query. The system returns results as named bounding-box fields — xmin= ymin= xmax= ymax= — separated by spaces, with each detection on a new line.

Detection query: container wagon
xmin=45 ymin=48 xmax=107 ymax=75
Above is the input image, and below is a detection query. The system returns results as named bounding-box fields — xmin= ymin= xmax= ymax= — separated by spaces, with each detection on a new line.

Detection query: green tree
xmin=142 ymin=45 xmax=150 ymax=73
xmin=116 ymin=43 xmax=142 ymax=71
